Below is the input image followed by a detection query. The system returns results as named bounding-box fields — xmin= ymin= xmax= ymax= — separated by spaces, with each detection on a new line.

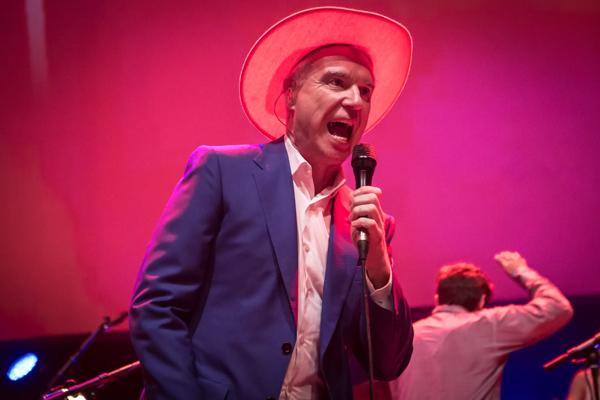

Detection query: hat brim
xmin=240 ymin=6 xmax=413 ymax=140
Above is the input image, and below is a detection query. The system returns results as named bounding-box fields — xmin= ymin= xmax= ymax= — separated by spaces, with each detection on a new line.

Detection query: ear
xmin=434 ymin=294 xmax=439 ymax=306
xmin=477 ymin=294 xmax=486 ymax=310
xmin=286 ymin=88 xmax=295 ymax=110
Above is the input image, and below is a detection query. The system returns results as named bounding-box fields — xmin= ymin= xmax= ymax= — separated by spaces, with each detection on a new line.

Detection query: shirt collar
xmin=284 ymin=135 xmax=346 ymax=197
xmin=432 ymin=304 xmax=471 ymax=314
xmin=284 ymin=134 xmax=307 ymax=176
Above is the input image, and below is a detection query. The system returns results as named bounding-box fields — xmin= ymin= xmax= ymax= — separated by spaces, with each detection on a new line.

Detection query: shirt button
xmin=303 ymin=244 xmax=309 ymax=252
xmin=281 ymin=342 xmax=293 ymax=355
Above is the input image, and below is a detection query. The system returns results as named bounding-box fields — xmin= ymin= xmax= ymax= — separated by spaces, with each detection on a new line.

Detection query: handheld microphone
xmin=351 ymin=144 xmax=377 ymax=263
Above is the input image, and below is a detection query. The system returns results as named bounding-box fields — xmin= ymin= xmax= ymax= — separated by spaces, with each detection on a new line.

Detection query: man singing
xmin=129 ymin=7 xmax=414 ymax=399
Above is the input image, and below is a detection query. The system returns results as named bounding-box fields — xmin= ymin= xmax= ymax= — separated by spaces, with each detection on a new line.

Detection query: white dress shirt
xmin=279 ymin=136 xmax=392 ymax=400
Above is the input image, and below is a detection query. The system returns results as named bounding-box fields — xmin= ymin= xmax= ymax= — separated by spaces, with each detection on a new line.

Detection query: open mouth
xmin=327 ymin=121 xmax=353 ymax=142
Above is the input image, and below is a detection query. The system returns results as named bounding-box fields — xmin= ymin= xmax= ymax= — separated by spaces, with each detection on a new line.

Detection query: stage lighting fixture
xmin=66 ymin=394 xmax=87 ymax=400
xmin=6 ymin=352 xmax=39 ymax=381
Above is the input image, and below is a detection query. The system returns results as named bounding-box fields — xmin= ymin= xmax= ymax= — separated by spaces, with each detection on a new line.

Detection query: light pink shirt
xmin=389 ymin=266 xmax=573 ymax=400
xmin=279 ymin=136 xmax=392 ymax=400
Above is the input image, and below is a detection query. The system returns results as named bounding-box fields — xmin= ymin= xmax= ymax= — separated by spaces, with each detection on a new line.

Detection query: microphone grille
xmin=352 ymin=143 xmax=377 ymax=161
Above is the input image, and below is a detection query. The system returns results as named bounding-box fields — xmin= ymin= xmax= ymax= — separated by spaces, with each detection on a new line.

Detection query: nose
xmin=341 ymin=85 xmax=364 ymax=109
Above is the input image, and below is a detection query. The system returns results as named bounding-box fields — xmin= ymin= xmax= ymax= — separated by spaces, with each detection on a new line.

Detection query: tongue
xmin=328 ymin=122 xmax=351 ymax=139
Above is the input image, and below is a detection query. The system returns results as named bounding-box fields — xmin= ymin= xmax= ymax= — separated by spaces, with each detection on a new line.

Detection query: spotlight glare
xmin=66 ymin=394 xmax=87 ymax=400
xmin=7 ymin=352 xmax=39 ymax=381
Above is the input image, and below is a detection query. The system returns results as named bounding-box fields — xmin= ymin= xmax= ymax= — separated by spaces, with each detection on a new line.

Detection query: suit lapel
xmin=252 ymin=138 xmax=299 ymax=325
xmin=320 ymin=186 xmax=358 ymax=357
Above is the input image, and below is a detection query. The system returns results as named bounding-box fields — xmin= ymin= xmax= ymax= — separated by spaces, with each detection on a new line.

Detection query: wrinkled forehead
xmin=301 ymin=44 xmax=373 ymax=72
xmin=291 ymin=44 xmax=374 ymax=83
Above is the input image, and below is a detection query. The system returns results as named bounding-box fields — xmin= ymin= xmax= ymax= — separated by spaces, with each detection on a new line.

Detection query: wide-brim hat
xmin=240 ymin=6 xmax=413 ymax=140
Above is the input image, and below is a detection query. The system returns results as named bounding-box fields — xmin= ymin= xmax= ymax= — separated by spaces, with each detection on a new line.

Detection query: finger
xmin=353 ymin=186 xmax=383 ymax=197
xmin=351 ymin=218 xmax=382 ymax=237
xmin=351 ymin=193 xmax=381 ymax=209
xmin=350 ymin=206 xmax=384 ymax=229
xmin=350 ymin=188 xmax=382 ymax=209
xmin=350 ymin=203 xmax=378 ymax=218
xmin=494 ymin=251 xmax=513 ymax=260
xmin=351 ymin=193 xmax=383 ymax=219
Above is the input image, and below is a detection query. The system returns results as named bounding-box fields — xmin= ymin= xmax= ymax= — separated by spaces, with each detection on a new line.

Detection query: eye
xmin=359 ymin=86 xmax=373 ymax=101
xmin=328 ymin=78 xmax=345 ymax=88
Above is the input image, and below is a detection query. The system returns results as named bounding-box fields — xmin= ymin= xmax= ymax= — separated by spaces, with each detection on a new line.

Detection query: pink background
xmin=1 ymin=0 xmax=599 ymax=340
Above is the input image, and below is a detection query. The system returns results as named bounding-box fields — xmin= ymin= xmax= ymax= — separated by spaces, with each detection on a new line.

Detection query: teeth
xmin=332 ymin=119 xmax=353 ymax=127
xmin=327 ymin=122 xmax=353 ymax=140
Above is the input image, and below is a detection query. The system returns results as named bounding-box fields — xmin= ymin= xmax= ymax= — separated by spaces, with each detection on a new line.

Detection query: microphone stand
xmin=46 ymin=312 xmax=128 ymax=391
xmin=42 ymin=360 xmax=141 ymax=400
xmin=544 ymin=332 xmax=600 ymax=400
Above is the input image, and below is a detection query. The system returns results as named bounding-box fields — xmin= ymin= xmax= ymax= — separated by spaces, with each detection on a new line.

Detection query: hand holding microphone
xmin=351 ymin=144 xmax=391 ymax=288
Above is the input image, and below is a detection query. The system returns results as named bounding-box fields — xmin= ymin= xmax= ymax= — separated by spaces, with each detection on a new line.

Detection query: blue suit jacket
xmin=130 ymin=137 xmax=413 ymax=399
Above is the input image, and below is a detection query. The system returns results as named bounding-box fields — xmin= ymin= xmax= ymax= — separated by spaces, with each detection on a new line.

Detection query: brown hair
xmin=436 ymin=263 xmax=494 ymax=311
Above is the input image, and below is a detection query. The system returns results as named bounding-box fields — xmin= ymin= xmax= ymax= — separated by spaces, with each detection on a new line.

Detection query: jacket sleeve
xmin=129 ymin=146 xmax=223 ymax=399
xmin=488 ymin=266 xmax=574 ymax=351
